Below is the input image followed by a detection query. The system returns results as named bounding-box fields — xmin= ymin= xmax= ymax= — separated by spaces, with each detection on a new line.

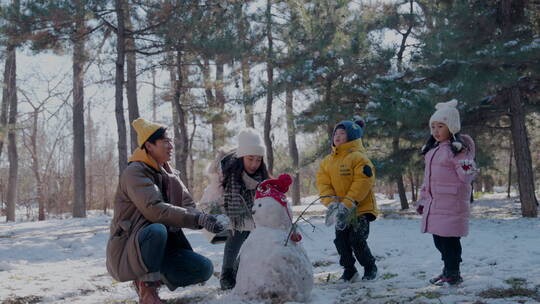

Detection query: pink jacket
xmin=418 ymin=135 xmax=477 ymax=237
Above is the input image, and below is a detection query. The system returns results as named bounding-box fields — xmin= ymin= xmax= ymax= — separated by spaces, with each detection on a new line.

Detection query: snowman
xmin=233 ymin=174 xmax=313 ymax=303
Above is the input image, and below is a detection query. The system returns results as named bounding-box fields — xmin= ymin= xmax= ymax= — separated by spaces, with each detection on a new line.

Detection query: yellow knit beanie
xmin=132 ymin=118 xmax=166 ymax=148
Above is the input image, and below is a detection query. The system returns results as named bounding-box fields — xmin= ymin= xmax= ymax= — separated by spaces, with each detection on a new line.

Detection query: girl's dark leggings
xmin=433 ymin=234 xmax=462 ymax=273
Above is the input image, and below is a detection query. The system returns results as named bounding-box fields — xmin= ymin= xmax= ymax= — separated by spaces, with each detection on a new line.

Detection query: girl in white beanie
xmin=416 ymin=100 xmax=478 ymax=286
xmin=216 ymin=128 xmax=270 ymax=290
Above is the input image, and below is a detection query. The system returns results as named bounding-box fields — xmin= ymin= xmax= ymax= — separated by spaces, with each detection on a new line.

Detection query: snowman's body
xmin=233 ymin=196 xmax=313 ymax=302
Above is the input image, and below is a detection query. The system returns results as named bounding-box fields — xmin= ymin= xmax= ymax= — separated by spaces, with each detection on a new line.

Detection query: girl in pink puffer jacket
xmin=416 ymin=100 xmax=478 ymax=286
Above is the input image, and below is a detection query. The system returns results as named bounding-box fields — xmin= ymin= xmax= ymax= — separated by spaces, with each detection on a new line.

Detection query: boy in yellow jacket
xmin=316 ymin=119 xmax=379 ymax=282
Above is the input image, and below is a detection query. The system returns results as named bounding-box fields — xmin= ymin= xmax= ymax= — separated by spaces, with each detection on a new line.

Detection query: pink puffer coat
xmin=418 ymin=135 xmax=477 ymax=237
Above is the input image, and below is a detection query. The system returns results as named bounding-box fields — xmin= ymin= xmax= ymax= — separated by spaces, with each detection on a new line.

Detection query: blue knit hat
xmin=333 ymin=119 xmax=364 ymax=142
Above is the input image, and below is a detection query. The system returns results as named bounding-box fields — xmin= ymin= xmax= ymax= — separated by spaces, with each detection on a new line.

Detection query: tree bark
xmin=286 ymin=85 xmax=301 ymax=205
xmin=114 ymin=0 xmax=128 ymax=175
xmin=325 ymin=80 xmax=334 ymax=143
xmin=188 ymin=113 xmax=197 ymax=189
xmin=393 ymin=2 xmax=412 ymax=210
xmin=213 ymin=55 xmax=226 ymax=151
xmin=0 ymin=53 xmax=10 ymax=159
xmin=507 ymin=143 xmax=513 ymax=198
xmin=86 ymin=101 xmax=96 ymax=210
xmin=508 ymin=87 xmax=538 ymax=217
xmin=124 ymin=0 xmax=140 ymax=152
xmin=5 ymin=44 xmax=17 ymax=222
xmin=151 ymin=67 xmax=157 ymax=121
xmin=408 ymin=169 xmax=417 ymax=202
xmin=201 ymin=57 xmax=217 ymax=151
xmin=241 ymin=57 xmax=254 ymax=128
xmin=238 ymin=5 xmax=254 ymax=128
xmin=102 ymin=175 xmax=108 ymax=214
xmin=72 ymin=0 xmax=86 ymax=218
xmin=264 ymin=0 xmax=274 ymax=175
xmin=170 ymin=61 xmax=181 ymax=169
xmin=393 ymin=135 xmax=409 ymax=209
xmin=171 ymin=50 xmax=189 ymax=186
xmin=29 ymin=109 xmax=45 ymax=220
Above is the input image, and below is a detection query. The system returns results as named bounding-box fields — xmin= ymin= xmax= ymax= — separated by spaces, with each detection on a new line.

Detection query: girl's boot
xmin=429 ymin=267 xmax=446 ymax=285
xmin=220 ymin=268 xmax=236 ymax=290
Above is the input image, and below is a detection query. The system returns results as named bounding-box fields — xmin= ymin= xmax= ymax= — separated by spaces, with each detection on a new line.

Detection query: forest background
xmin=0 ymin=0 xmax=538 ymax=222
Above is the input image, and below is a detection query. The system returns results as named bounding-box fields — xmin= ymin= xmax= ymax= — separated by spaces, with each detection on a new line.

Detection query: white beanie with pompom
xmin=429 ymin=99 xmax=461 ymax=135
xmin=236 ymin=128 xmax=266 ymax=158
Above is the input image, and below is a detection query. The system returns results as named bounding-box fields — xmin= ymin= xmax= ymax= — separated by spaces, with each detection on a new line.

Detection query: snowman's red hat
xmin=255 ymin=174 xmax=293 ymax=207
xmin=255 ymin=174 xmax=302 ymax=243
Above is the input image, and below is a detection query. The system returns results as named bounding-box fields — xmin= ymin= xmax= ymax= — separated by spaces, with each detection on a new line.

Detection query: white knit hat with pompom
xmin=236 ymin=128 xmax=266 ymax=157
xmin=429 ymin=99 xmax=461 ymax=135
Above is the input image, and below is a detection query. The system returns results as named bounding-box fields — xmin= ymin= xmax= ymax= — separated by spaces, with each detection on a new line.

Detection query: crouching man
xmin=106 ymin=118 xmax=224 ymax=304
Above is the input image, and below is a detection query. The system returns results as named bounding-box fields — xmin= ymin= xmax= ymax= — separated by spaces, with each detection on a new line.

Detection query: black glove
xmin=324 ymin=202 xmax=340 ymax=226
xmin=197 ymin=213 xmax=225 ymax=234
xmin=335 ymin=204 xmax=350 ymax=231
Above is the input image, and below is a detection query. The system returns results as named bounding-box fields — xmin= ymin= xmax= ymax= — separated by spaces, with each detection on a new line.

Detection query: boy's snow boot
xmin=429 ymin=267 xmax=446 ymax=285
xmin=362 ymin=264 xmax=377 ymax=280
xmin=339 ymin=267 xmax=359 ymax=282
xmin=220 ymin=268 xmax=236 ymax=290
xmin=438 ymin=270 xmax=463 ymax=286
xmin=133 ymin=280 xmax=163 ymax=304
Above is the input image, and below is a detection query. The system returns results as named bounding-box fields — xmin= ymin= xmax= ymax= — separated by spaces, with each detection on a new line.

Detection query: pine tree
xmin=414 ymin=0 xmax=539 ymax=217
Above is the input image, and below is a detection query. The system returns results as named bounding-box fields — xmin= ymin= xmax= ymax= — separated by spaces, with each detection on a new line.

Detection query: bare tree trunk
xmin=393 ymin=135 xmax=409 ymax=209
xmin=5 ymin=44 xmax=17 ymax=222
xmin=151 ymin=67 xmax=157 ymax=121
xmin=238 ymin=4 xmax=254 ymax=128
xmin=0 ymin=54 xmax=10 ymax=159
xmin=188 ymin=112 xmax=197 ymax=189
xmin=414 ymin=171 xmax=420 ymax=201
xmin=201 ymin=57 xmax=217 ymax=151
xmin=409 ymin=169 xmax=417 ymax=202
xmin=285 ymin=85 xmax=300 ymax=205
xmin=86 ymin=101 xmax=95 ymax=210
xmin=72 ymin=1 xmax=86 ymax=218
xmin=264 ymin=0 xmax=274 ymax=175
xmin=392 ymin=0 xmax=413 ymax=210
xmin=324 ymin=79 xmax=334 ymax=144
xmin=28 ymin=109 xmax=45 ymax=220
xmin=507 ymin=143 xmax=513 ymax=198
xmin=213 ymin=56 xmax=227 ymax=151
xmin=124 ymin=0 xmax=140 ymax=152
xmin=115 ymin=0 xmax=128 ymax=175
xmin=241 ymin=58 xmax=254 ymax=128
xmin=102 ymin=173 xmax=108 ymax=214
xmin=508 ymin=87 xmax=538 ymax=217
xmin=170 ymin=62 xmax=181 ymax=169
xmin=171 ymin=49 xmax=189 ymax=186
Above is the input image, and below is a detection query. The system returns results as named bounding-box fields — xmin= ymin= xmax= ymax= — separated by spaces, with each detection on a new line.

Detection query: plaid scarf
xmin=222 ymin=155 xmax=264 ymax=230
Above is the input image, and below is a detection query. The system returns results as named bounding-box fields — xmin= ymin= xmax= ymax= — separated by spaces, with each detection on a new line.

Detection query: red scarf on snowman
xmin=255 ymin=174 xmax=302 ymax=242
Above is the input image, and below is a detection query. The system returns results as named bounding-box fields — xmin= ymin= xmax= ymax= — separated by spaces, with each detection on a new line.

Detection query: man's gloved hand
xmin=325 ymin=202 xmax=340 ymax=227
xmin=197 ymin=213 xmax=225 ymax=234
xmin=416 ymin=205 xmax=424 ymax=215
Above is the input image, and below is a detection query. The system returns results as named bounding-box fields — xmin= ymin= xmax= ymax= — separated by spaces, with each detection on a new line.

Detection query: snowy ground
xmin=1 ymin=193 xmax=539 ymax=304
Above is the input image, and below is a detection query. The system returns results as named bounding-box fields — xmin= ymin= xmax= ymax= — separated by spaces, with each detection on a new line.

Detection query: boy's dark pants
xmin=433 ymin=234 xmax=462 ymax=275
xmin=334 ymin=215 xmax=376 ymax=270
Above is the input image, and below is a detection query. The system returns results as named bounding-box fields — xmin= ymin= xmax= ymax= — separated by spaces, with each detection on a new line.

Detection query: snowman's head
xmin=252 ymin=196 xmax=292 ymax=230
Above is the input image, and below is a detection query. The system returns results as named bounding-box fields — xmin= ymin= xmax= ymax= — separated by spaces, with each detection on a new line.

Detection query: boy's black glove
xmin=325 ymin=202 xmax=350 ymax=231
xmin=197 ymin=213 xmax=225 ymax=234
xmin=335 ymin=206 xmax=350 ymax=231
